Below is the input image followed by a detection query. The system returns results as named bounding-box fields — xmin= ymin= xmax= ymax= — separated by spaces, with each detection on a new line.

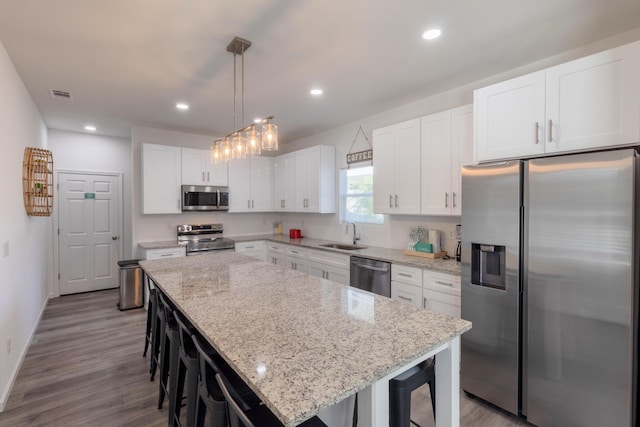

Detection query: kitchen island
xmin=140 ymin=251 xmax=471 ymax=427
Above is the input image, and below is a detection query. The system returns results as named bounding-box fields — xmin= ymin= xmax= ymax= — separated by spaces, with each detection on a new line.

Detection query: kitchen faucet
xmin=348 ymin=222 xmax=361 ymax=245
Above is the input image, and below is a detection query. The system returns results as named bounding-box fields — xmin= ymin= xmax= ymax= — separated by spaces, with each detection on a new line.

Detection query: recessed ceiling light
xmin=310 ymin=88 xmax=323 ymax=96
xmin=176 ymin=103 xmax=189 ymax=110
xmin=84 ymin=125 xmax=96 ymax=132
xmin=422 ymin=28 xmax=442 ymax=40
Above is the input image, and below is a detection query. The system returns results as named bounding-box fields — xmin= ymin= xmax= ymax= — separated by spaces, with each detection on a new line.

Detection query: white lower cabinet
xmin=391 ymin=265 xmax=423 ymax=307
xmin=306 ymin=249 xmax=350 ymax=285
xmin=142 ymin=246 xmax=186 ymax=260
xmin=422 ymin=270 xmax=461 ymax=318
xmin=235 ymin=241 xmax=267 ymax=261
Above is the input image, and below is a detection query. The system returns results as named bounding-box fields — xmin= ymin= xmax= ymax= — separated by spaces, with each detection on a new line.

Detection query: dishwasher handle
xmin=351 ymin=261 xmax=389 ymax=273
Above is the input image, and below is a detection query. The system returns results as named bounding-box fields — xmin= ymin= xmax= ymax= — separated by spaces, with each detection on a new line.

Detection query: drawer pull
xmin=398 ymin=273 xmax=412 ymax=278
xmin=397 ymin=295 xmax=412 ymax=301
xmin=435 ymin=280 xmax=454 ymax=287
xmin=245 ymin=246 xmax=254 ymax=249
xmin=160 ymin=253 xmax=173 ymax=257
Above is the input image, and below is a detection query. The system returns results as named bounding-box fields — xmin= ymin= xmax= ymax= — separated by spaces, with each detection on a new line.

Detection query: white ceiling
xmin=1 ymin=0 xmax=640 ymax=143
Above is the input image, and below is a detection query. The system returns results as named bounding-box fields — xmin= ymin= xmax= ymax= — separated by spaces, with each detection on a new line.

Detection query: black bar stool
xmin=215 ymin=373 xmax=327 ymax=427
xmin=191 ymin=333 xmax=262 ymax=427
xmin=157 ymin=292 xmax=180 ymax=416
xmin=389 ymin=357 xmax=436 ymax=427
xmin=170 ymin=309 xmax=199 ymax=427
xmin=142 ymin=272 xmax=156 ymax=357
xmin=149 ymin=280 xmax=164 ymax=381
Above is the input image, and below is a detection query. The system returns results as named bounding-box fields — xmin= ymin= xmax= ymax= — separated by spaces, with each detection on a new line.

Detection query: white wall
xmin=131 ymin=126 xmax=278 ymax=256
xmin=0 ymin=40 xmax=51 ymax=411
xmin=48 ymin=130 xmax=133 ymax=260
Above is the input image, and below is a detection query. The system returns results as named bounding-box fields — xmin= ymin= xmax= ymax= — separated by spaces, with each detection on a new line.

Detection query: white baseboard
xmin=0 ymin=295 xmax=49 ymax=412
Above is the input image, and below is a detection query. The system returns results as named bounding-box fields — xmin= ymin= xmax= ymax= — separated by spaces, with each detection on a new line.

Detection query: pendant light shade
xmin=211 ymin=140 xmax=222 ymax=164
xmin=245 ymin=126 xmax=262 ymax=155
xmin=232 ymin=132 xmax=246 ymax=159
xmin=261 ymin=119 xmax=278 ymax=151
xmin=221 ymin=137 xmax=232 ymax=162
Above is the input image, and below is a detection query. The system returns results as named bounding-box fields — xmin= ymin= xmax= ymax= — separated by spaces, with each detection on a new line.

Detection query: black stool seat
xmin=389 ymin=357 xmax=436 ymax=427
xmin=170 ymin=309 xmax=199 ymax=427
xmin=216 ymin=373 xmax=327 ymax=427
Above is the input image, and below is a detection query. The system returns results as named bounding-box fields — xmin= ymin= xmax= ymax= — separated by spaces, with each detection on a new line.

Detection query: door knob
xmin=112 ymin=236 xmax=118 ymax=240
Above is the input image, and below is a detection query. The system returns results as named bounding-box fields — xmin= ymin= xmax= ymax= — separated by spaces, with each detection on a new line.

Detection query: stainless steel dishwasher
xmin=350 ymin=256 xmax=391 ymax=297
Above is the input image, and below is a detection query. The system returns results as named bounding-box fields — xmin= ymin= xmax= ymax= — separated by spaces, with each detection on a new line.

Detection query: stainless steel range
xmin=177 ymin=223 xmax=235 ymax=256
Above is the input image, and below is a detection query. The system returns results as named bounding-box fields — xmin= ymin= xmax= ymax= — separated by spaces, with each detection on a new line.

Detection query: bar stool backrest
xmin=215 ymin=373 xmax=255 ymax=427
xmin=173 ymin=309 xmax=197 ymax=358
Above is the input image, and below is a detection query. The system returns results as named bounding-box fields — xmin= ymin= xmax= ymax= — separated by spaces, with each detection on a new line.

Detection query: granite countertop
xmin=140 ymin=252 xmax=471 ymax=426
xmin=231 ymin=234 xmax=462 ymax=275
xmin=137 ymin=234 xmax=461 ymax=276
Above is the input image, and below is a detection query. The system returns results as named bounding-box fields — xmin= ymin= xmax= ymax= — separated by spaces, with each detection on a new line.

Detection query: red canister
xmin=289 ymin=229 xmax=302 ymax=239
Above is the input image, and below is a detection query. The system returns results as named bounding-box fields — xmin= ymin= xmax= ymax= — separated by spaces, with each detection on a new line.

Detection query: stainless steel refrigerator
xmin=461 ymin=149 xmax=638 ymax=427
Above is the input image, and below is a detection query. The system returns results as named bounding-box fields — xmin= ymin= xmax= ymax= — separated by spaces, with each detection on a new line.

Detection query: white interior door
xmin=58 ymin=173 xmax=120 ymax=295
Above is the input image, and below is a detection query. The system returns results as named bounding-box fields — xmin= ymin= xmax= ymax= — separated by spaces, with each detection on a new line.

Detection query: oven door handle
xmin=351 ymin=262 xmax=389 ymax=272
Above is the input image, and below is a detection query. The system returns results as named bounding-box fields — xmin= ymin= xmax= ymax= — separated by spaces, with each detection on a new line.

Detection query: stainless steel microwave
xmin=181 ymin=185 xmax=229 ymax=211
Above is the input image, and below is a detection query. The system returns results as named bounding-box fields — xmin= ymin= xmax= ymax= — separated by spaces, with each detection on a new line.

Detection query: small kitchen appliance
xmin=181 ymin=185 xmax=229 ymax=211
xmin=177 ymin=223 xmax=235 ymax=255
xmin=289 ymin=229 xmax=302 ymax=239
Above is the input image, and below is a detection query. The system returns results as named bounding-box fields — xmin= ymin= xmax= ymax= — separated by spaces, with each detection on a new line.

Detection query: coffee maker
xmin=455 ymin=224 xmax=462 ymax=262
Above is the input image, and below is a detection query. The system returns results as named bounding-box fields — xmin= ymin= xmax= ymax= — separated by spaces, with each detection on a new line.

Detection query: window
xmin=340 ymin=165 xmax=383 ymax=224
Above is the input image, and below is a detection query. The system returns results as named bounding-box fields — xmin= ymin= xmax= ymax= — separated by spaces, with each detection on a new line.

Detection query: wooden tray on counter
xmin=402 ymin=250 xmax=447 ymax=259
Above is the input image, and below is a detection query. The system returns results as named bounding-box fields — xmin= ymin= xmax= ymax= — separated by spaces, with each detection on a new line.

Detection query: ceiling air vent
xmin=49 ymin=89 xmax=73 ymax=100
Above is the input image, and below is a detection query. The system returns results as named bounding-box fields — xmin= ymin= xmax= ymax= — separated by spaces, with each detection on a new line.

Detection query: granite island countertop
xmin=140 ymin=251 xmax=471 ymax=426
xmin=231 ymin=234 xmax=461 ymax=275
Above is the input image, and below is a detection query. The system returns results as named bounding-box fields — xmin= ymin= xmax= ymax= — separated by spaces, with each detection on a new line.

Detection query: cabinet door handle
xmin=247 ymin=200 xmax=251 ymax=209
xmin=534 ymin=122 xmax=540 ymax=144
xmin=389 ymin=195 xmax=393 ymax=208
xmin=435 ymin=280 xmax=454 ymax=287
xmin=548 ymin=119 xmax=553 ymax=142
xmin=453 ymin=192 xmax=457 ymax=208
xmin=395 ymin=194 xmax=399 ymax=208
xmin=207 ymin=172 xmax=210 ymax=182
xmin=445 ymin=192 xmax=449 ymax=208
xmin=423 ymin=297 xmax=428 ymax=309
xmin=252 ymin=200 xmax=254 ymax=208
xmin=397 ymin=295 xmax=412 ymax=302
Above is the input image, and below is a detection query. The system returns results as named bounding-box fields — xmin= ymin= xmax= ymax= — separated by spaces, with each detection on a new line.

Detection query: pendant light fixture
xmin=211 ymin=36 xmax=278 ymax=163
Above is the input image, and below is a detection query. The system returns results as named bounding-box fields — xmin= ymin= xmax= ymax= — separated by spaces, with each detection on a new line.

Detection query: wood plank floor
xmin=0 ymin=289 xmax=530 ymax=427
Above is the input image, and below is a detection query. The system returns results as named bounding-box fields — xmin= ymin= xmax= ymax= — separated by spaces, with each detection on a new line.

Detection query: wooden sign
xmin=347 ymin=149 xmax=373 ymax=165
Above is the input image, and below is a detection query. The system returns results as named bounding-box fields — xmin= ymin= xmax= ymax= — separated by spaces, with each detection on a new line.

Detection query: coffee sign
xmin=346 ymin=149 xmax=373 ymax=165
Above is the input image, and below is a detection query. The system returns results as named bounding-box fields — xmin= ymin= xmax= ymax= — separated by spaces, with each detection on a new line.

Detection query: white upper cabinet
xmin=475 ymin=40 xmax=640 ymax=162
xmin=273 ymin=152 xmax=296 ymax=212
xmin=475 ymin=71 xmax=546 ymax=162
xmin=228 ymin=156 xmax=273 ymax=212
xmin=181 ymin=147 xmax=228 ymax=186
xmin=372 ymin=118 xmax=421 ymax=214
xmin=421 ymin=104 xmax=473 ymax=216
xmin=141 ymin=143 xmax=182 ymax=214
xmin=294 ymin=145 xmax=335 ymax=213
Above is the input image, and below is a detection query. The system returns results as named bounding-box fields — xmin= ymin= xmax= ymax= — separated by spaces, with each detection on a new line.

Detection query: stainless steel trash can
xmin=117 ymin=259 xmax=143 ymax=310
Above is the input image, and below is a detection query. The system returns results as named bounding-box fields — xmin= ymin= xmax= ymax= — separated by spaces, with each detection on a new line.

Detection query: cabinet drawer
xmin=423 ymin=288 xmax=461 ymax=318
xmin=267 ymin=243 xmax=286 ymax=254
xmin=235 ymin=241 xmax=266 ymax=252
xmin=391 ymin=281 xmax=423 ymax=308
xmin=285 ymin=246 xmax=307 ymax=258
xmin=307 ymin=249 xmax=350 ymax=269
xmin=144 ymin=247 xmax=186 ymax=260
xmin=423 ymin=271 xmax=460 ymax=296
xmin=391 ymin=264 xmax=423 ymax=286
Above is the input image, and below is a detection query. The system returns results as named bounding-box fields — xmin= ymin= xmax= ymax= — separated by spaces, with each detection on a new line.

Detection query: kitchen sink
xmin=319 ymin=243 xmax=368 ymax=250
